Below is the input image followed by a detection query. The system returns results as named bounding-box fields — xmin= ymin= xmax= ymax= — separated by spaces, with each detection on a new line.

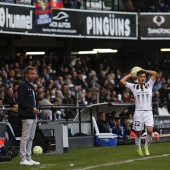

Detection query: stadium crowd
xmin=0 ymin=53 xmax=169 ymax=122
xmin=1 ymin=0 xmax=170 ymax=12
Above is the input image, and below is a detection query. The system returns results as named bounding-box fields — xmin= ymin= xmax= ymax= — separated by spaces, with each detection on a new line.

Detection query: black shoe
xmin=0 ymin=156 xmax=12 ymax=162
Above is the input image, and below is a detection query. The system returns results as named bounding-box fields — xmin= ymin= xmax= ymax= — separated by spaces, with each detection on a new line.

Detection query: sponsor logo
xmin=0 ymin=7 xmax=33 ymax=29
xmin=86 ymin=14 xmax=131 ymax=37
xmin=152 ymin=16 xmax=165 ymax=26
xmin=49 ymin=12 xmax=71 ymax=28
xmin=147 ymin=15 xmax=170 ymax=36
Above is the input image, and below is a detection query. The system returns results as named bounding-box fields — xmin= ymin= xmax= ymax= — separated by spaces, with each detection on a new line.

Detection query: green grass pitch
xmin=1 ymin=142 xmax=170 ymax=170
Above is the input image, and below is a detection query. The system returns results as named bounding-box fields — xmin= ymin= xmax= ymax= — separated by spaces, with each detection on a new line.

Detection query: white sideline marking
xmin=75 ymin=154 xmax=170 ymax=170
xmin=30 ymin=164 xmax=56 ymax=169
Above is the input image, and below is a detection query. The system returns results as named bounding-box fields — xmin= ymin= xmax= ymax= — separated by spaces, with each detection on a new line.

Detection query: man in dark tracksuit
xmin=18 ymin=66 xmax=40 ymax=166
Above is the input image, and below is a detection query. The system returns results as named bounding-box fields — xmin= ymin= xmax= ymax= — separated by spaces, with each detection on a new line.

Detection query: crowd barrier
xmin=1 ymin=102 xmax=170 ymax=137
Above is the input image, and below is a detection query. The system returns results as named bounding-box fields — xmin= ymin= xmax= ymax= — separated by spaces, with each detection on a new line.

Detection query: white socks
xmin=145 ymin=134 xmax=152 ymax=146
xmin=135 ymin=136 xmax=142 ymax=149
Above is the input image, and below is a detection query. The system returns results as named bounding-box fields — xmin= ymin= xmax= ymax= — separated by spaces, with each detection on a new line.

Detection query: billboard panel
xmin=0 ymin=3 xmax=35 ymax=32
xmin=140 ymin=13 xmax=170 ymax=40
xmin=36 ymin=9 xmax=138 ymax=39
xmin=0 ymin=3 xmax=138 ymax=39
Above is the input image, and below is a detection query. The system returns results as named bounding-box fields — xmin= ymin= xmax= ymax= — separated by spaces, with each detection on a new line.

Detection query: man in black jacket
xmin=5 ymin=102 xmax=49 ymax=154
xmin=18 ymin=66 xmax=40 ymax=166
xmin=98 ymin=112 xmax=111 ymax=133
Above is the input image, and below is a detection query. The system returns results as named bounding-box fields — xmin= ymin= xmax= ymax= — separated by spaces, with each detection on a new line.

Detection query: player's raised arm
xmin=120 ymin=73 xmax=132 ymax=86
xmin=143 ymin=70 xmax=157 ymax=81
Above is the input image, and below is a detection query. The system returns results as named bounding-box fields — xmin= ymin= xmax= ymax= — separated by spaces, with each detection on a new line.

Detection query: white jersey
xmin=126 ymin=78 xmax=155 ymax=111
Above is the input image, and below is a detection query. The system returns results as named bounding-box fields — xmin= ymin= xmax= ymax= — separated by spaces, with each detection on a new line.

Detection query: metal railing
xmin=1 ymin=0 xmax=160 ymax=12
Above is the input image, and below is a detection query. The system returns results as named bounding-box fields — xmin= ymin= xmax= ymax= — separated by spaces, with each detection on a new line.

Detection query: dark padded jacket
xmin=18 ymin=79 xmax=37 ymax=119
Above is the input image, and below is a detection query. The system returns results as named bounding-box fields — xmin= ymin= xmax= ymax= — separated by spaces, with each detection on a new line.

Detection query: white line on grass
xmin=74 ymin=154 xmax=170 ymax=170
xmin=30 ymin=164 xmax=56 ymax=170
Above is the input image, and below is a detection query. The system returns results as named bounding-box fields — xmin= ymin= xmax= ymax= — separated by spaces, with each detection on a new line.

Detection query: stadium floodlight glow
xmin=26 ymin=52 xmax=45 ymax=55
xmin=79 ymin=51 xmax=97 ymax=54
xmin=160 ymin=48 xmax=170 ymax=52
xmin=71 ymin=51 xmax=97 ymax=55
xmin=93 ymin=49 xmax=118 ymax=53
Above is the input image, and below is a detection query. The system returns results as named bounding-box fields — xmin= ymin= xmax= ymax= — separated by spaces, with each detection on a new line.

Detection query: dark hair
xmin=121 ymin=116 xmax=129 ymax=122
xmin=115 ymin=117 xmax=120 ymax=121
xmin=98 ymin=111 xmax=104 ymax=116
xmin=24 ymin=66 xmax=35 ymax=77
xmin=137 ymin=70 xmax=145 ymax=76
xmin=10 ymin=101 xmax=18 ymax=108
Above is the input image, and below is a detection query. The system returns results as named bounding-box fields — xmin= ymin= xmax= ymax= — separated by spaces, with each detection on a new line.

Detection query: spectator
xmin=71 ymin=71 xmax=77 ymax=85
xmin=78 ymin=92 xmax=88 ymax=106
xmin=41 ymin=94 xmax=53 ymax=120
xmin=75 ymin=70 xmax=87 ymax=90
xmin=113 ymin=117 xmax=124 ymax=140
xmin=98 ymin=71 xmax=106 ymax=87
xmin=62 ymin=90 xmax=76 ymax=118
xmin=87 ymin=82 xmax=98 ymax=103
xmin=0 ymin=98 xmax=4 ymax=122
xmin=85 ymin=89 xmax=93 ymax=105
xmin=4 ymin=87 xmax=16 ymax=105
xmin=120 ymin=116 xmax=131 ymax=139
xmin=153 ymin=76 xmax=164 ymax=92
xmin=107 ymin=116 xmax=116 ymax=132
xmin=61 ymin=84 xmax=69 ymax=97
xmin=90 ymin=75 xmax=101 ymax=89
xmin=124 ymin=0 xmax=134 ymax=11
xmin=159 ymin=0 xmax=169 ymax=12
xmin=122 ymin=87 xmax=134 ymax=102
xmin=68 ymin=84 xmax=77 ymax=104
xmin=152 ymin=91 xmax=161 ymax=115
xmin=158 ymin=82 xmax=170 ymax=112
xmin=51 ymin=98 xmax=66 ymax=119
xmin=0 ymin=84 xmax=5 ymax=100
xmin=97 ymin=112 xmax=111 ymax=133
xmin=126 ymin=112 xmax=134 ymax=128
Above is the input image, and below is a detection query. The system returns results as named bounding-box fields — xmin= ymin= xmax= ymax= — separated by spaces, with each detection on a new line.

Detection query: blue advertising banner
xmin=34 ymin=0 xmax=53 ymax=25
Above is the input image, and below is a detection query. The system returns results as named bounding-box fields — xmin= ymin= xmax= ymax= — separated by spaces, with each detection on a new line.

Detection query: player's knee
xmin=136 ymin=131 xmax=142 ymax=137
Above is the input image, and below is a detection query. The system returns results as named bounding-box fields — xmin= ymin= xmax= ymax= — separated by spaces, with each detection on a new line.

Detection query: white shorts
xmin=132 ymin=111 xmax=154 ymax=131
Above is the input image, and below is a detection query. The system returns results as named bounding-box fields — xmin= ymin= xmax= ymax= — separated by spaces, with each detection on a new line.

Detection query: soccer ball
xmin=33 ymin=146 xmax=43 ymax=155
xmin=131 ymin=66 xmax=142 ymax=77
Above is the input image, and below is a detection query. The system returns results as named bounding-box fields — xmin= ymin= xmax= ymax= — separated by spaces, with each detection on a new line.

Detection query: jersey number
xmin=134 ymin=121 xmax=140 ymax=126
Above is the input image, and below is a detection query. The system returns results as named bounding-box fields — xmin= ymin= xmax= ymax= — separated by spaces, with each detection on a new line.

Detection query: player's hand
xmin=33 ymin=108 xmax=40 ymax=114
xmin=129 ymin=73 xmax=135 ymax=78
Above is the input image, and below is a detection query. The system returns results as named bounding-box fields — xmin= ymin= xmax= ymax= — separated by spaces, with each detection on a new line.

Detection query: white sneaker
xmin=29 ymin=160 xmax=40 ymax=165
xmin=20 ymin=160 xmax=33 ymax=166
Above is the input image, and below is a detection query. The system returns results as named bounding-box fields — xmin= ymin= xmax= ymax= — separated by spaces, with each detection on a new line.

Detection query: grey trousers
xmin=20 ymin=118 xmax=37 ymax=162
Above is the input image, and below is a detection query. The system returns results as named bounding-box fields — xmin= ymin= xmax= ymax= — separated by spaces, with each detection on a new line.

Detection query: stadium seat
xmin=162 ymin=107 xmax=170 ymax=115
xmin=158 ymin=107 xmax=170 ymax=116
xmin=92 ymin=117 xmax=117 ymax=146
xmin=158 ymin=107 xmax=164 ymax=116
xmin=6 ymin=122 xmax=21 ymax=151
